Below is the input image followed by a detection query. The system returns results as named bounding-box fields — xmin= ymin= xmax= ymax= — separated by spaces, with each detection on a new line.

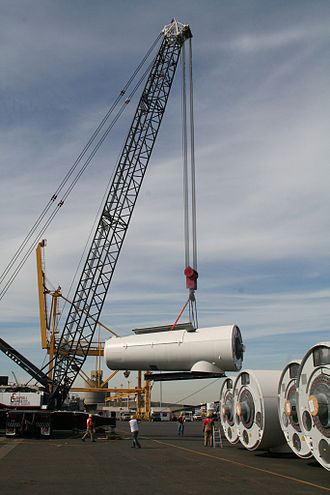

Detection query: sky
xmin=0 ymin=0 xmax=329 ymax=405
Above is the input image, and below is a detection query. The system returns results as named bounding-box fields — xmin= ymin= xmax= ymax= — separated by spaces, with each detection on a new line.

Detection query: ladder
xmin=213 ymin=426 xmax=223 ymax=448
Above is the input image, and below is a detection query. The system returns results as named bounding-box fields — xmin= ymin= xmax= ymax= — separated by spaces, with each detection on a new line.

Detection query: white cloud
xmin=227 ymin=22 xmax=330 ymax=53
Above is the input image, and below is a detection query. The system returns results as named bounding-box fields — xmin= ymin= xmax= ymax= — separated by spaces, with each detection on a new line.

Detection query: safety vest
xmin=204 ymin=418 xmax=213 ymax=431
xmin=87 ymin=417 xmax=92 ymax=428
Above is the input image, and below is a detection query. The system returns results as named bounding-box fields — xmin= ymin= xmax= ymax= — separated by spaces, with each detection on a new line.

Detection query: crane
xmin=0 ymin=19 xmax=194 ymax=413
xmin=47 ymin=19 xmax=193 ymax=409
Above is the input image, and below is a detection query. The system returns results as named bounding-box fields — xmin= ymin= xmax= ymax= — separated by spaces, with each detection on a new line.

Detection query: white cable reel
xmin=278 ymin=360 xmax=312 ymax=459
xmin=219 ymin=377 xmax=240 ymax=445
xmin=296 ymin=342 xmax=330 ymax=471
xmin=234 ymin=370 xmax=289 ymax=452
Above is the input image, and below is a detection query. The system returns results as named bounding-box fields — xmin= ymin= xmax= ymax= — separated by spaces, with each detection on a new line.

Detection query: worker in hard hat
xmin=202 ymin=413 xmax=214 ymax=447
xmin=177 ymin=411 xmax=185 ymax=436
xmin=82 ymin=414 xmax=96 ymax=442
xmin=129 ymin=415 xmax=141 ymax=448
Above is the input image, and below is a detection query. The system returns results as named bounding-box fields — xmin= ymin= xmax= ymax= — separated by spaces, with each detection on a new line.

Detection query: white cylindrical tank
xmin=296 ymin=342 xmax=330 ymax=471
xmin=278 ymin=361 xmax=312 ymax=459
xmin=104 ymin=325 xmax=244 ymax=373
xmin=234 ymin=370 xmax=288 ymax=452
xmin=220 ymin=377 xmax=240 ymax=445
xmin=84 ymin=370 xmax=108 ymax=406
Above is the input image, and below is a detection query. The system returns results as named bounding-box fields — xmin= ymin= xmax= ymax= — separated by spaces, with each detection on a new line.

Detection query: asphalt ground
xmin=0 ymin=421 xmax=329 ymax=495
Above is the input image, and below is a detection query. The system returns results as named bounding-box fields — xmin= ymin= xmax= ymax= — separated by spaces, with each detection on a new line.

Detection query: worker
xmin=82 ymin=414 xmax=96 ymax=442
xmin=129 ymin=415 xmax=141 ymax=448
xmin=177 ymin=411 xmax=185 ymax=436
xmin=202 ymin=413 xmax=214 ymax=447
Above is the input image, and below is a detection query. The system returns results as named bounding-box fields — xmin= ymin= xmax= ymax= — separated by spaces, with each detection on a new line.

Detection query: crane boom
xmin=48 ymin=20 xmax=192 ymax=409
xmin=0 ymin=337 xmax=52 ymax=389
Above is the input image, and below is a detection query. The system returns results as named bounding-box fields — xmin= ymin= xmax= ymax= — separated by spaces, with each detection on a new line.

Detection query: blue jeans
xmin=177 ymin=423 xmax=184 ymax=435
xmin=132 ymin=430 xmax=141 ymax=448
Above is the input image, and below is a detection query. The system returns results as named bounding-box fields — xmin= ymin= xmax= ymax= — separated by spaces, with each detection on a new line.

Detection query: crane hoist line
xmin=0 ymin=31 xmax=161 ymax=302
xmin=47 ymin=20 xmax=194 ymax=409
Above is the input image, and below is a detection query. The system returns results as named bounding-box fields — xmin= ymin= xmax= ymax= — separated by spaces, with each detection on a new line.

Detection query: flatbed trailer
xmin=0 ymin=409 xmax=116 ymax=438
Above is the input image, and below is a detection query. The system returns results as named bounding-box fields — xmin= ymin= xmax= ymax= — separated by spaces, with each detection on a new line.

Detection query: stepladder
xmin=213 ymin=426 xmax=223 ymax=448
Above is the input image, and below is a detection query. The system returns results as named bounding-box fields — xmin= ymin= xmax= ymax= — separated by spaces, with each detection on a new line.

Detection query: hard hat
xmin=89 ymin=414 xmax=92 ymax=417
xmin=207 ymin=413 xmax=210 ymax=417
xmin=180 ymin=411 xmax=183 ymax=415
xmin=131 ymin=415 xmax=134 ymax=419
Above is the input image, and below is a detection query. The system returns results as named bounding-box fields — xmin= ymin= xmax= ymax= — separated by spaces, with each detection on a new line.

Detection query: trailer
xmin=2 ymin=409 xmax=116 ymax=438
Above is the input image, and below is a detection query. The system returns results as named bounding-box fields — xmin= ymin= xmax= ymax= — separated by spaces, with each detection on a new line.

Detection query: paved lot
xmin=0 ymin=421 xmax=329 ymax=494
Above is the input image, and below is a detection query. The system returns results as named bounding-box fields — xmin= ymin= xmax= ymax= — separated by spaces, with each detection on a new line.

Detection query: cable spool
xmin=296 ymin=342 xmax=330 ymax=471
xmin=219 ymin=377 xmax=240 ymax=444
xmin=234 ymin=370 xmax=288 ymax=452
xmin=278 ymin=361 xmax=312 ymax=459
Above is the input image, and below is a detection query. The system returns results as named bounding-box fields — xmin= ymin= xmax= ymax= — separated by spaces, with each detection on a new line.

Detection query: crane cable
xmin=182 ymin=39 xmax=197 ymax=274
xmin=0 ymin=34 xmax=162 ymax=302
xmin=171 ymin=37 xmax=198 ymax=331
xmin=189 ymin=39 xmax=197 ymax=273
xmin=187 ymin=38 xmax=198 ymax=328
xmin=181 ymin=38 xmax=198 ymax=329
xmin=0 ymin=61 xmax=153 ymax=302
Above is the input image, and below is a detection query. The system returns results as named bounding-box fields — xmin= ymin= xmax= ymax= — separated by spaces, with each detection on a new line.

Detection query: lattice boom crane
xmin=47 ymin=20 xmax=193 ymax=409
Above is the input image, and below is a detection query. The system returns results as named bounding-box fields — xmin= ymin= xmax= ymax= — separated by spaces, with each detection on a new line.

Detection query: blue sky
xmin=0 ymin=0 xmax=329 ymax=404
